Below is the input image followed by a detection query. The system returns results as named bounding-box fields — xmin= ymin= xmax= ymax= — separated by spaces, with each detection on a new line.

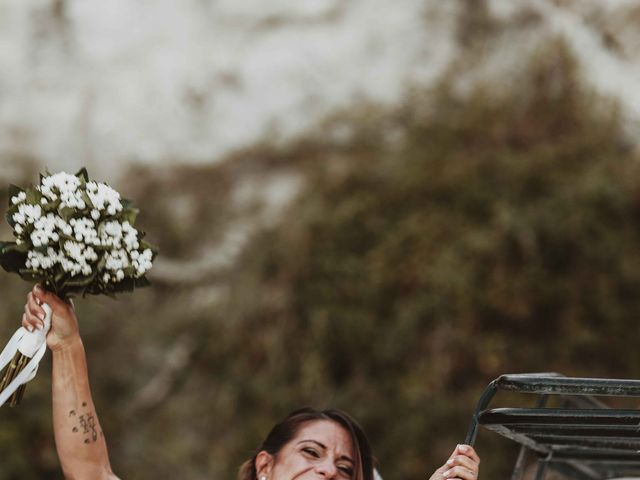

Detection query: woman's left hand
xmin=429 ymin=444 xmax=480 ymax=480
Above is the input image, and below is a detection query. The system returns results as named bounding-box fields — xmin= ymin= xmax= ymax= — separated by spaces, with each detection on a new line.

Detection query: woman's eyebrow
xmin=297 ymin=439 xmax=328 ymax=449
xmin=296 ymin=440 xmax=354 ymax=463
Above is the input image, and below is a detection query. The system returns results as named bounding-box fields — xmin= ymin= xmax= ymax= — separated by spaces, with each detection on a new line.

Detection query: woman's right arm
xmin=25 ymin=285 xmax=120 ymax=480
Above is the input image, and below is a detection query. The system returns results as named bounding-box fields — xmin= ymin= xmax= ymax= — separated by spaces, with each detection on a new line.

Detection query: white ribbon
xmin=0 ymin=303 xmax=51 ymax=407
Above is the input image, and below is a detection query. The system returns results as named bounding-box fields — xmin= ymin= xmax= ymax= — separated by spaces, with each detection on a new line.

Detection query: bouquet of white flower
xmin=0 ymin=168 xmax=157 ymax=406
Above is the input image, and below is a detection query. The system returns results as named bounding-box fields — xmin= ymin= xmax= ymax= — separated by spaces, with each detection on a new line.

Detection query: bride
xmin=22 ymin=285 xmax=480 ymax=480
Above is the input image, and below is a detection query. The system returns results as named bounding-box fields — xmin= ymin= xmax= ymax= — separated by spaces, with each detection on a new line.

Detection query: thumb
xmin=32 ymin=284 xmax=67 ymax=310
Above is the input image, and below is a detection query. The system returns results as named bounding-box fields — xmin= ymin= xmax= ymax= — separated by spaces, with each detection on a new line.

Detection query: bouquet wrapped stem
xmin=0 ymin=352 xmax=29 ymax=406
xmin=0 ymin=169 xmax=156 ymax=407
xmin=0 ymin=303 xmax=52 ymax=407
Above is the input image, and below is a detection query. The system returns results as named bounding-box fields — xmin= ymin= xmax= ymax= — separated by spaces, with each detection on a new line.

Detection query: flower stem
xmin=0 ymin=351 xmax=29 ymax=407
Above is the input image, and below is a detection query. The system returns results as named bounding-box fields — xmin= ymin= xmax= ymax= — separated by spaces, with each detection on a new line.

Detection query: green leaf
xmin=3 ymin=241 xmax=30 ymax=254
xmin=18 ymin=269 xmax=46 ymax=283
xmin=6 ymin=202 xmax=20 ymax=226
xmin=54 ymin=269 xmax=67 ymax=284
xmin=76 ymin=168 xmax=89 ymax=182
xmin=59 ymin=284 xmax=86 ymax=299
xmin=25 ymin=187 xmax=42 ymax=205
xmin=7 ymin=184 xmax=24 ymax=206
xmin=121 ymin=207 xmax=139 ymax=225
xmin=63 ymin=271 xmax=97 ymax=288
xmin=140 ymin=240 xmax=159 ymax=256
xmin=0 ymin=243 xmax=27 ymax=273
xmin=40 ymin=169 xmax=53 ymax=183
xmin=134 ymin=276 xmax=151 ymax=288
xmin=95 ymin=256 xmax=106 ymax=271
xmin=0 ymin=251 xmax=27 ymax=273
xmin=41 ymin=198 xmax=60 ymax=213
xmin=58 ymin=206 xmax=75 ymax=222
xmin=82 ymin=191 xmax=94 ymax=209
xmin=110 ymin=277 xmax=135 ymax=294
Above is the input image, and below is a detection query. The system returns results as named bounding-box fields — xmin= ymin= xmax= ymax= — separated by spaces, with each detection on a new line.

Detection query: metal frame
xmin=465 ymin=373 xmax=640 ymax=480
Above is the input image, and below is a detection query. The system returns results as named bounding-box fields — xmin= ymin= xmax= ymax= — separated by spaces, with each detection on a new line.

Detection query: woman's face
xmin=258 ymin=420 xmax=356 ymax=480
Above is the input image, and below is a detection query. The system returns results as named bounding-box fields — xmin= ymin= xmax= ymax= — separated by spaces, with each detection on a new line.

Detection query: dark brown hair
xmin=237 ymin=407 xmax=374 ymax=480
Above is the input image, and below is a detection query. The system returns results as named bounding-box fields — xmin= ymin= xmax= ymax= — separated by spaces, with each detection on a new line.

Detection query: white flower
xmin=64 ymin=241 xmax=83 ymax=259
xmin=12 ymin=212 xmax=25 ymax=225
xmin=100 ymin=220 xmax=124 ymax=248
xmin=42 ymin=172 xmax=81 ymax=193
xmin=14 ymin=204 xmax=42 ymax=226
xmin=84 ymin=246 xmax=98 ymax=261
xmin=132 ymin=248 xmax=154 ymax=277
xmin=104 ymin=248 xmax=129 ymax=271
xmin=86 ymin=182 xmax=122 ymax=215
xmin=122 ymin=222 xmax=139 ymax=250
xmin=11 ymin=191 xmax=27 ymax=205
xmin=30 ymin=213 xmax=62 ymax=247
xmin=26 ymin=249 xmax=59 ymax=271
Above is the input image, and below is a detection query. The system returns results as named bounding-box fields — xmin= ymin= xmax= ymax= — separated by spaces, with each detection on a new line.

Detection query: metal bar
xmin=507 ymin=425 xmax=640 ymax=437
xmin=528 ymin=435 xmax=640 ymax=449
xmin=464 ymin=379 xmax=498 ymax=446
xmin=509 ymin=446 xmax=529 ymax=480
xmin=479 ymin=408 xmax=640 ymax=425
xmin=550 ymin=461 xmax=604 ymax=480
xmin=496 ymin=374 xmax=640 ymax=397
xmin=548 ymin=449 xmax=640 ymax=461
xmin=482 ymin=424 xmax=640 ymax=457
xmin=533 ymin=461 xmax=548 ymax=480
xmin=534 ymin=453 xmax=552 ymax=480
xmin=482 ymin=424 xmax=550 ymax=455
xmin=510 ymin=393 xmax=551 ymax=480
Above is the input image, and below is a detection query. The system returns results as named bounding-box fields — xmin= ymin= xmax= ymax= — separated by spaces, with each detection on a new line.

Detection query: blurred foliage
xmin=1 ymin=41 xmax=640 ymax=479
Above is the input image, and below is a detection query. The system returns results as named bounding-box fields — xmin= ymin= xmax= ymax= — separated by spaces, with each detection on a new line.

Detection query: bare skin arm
xmin=24 ymin=285 xmax=120 ymax=480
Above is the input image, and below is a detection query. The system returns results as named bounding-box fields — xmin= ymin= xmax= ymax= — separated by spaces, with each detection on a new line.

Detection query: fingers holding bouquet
xmin=23 ymin=285 xmax=79 ymax=351
xmin=430 ymin=444 xmax=480 ymax=480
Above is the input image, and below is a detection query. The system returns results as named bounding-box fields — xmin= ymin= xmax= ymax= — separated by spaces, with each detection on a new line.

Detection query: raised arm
xmin=24 ymin=285 xmax=119 ymax=480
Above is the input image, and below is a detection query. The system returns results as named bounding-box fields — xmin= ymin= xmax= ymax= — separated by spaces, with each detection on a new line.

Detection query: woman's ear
xmin=255 ymin=451 xmax=274 ymax=479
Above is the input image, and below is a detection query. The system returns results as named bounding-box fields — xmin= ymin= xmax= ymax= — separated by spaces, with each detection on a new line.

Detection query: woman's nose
xmin=316 ymin=459 xmax=338 ymax=478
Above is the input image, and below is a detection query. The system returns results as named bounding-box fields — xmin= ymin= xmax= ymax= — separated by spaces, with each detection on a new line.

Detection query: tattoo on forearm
xmin=69 ymin=401 xmax=103 ymax=445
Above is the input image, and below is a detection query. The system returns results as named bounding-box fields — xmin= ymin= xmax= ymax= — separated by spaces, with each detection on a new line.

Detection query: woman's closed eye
xmin=337 ymin=464 xmax=353 ymax=477
xmin=302 ymin=447 xmax=321 ymax=458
